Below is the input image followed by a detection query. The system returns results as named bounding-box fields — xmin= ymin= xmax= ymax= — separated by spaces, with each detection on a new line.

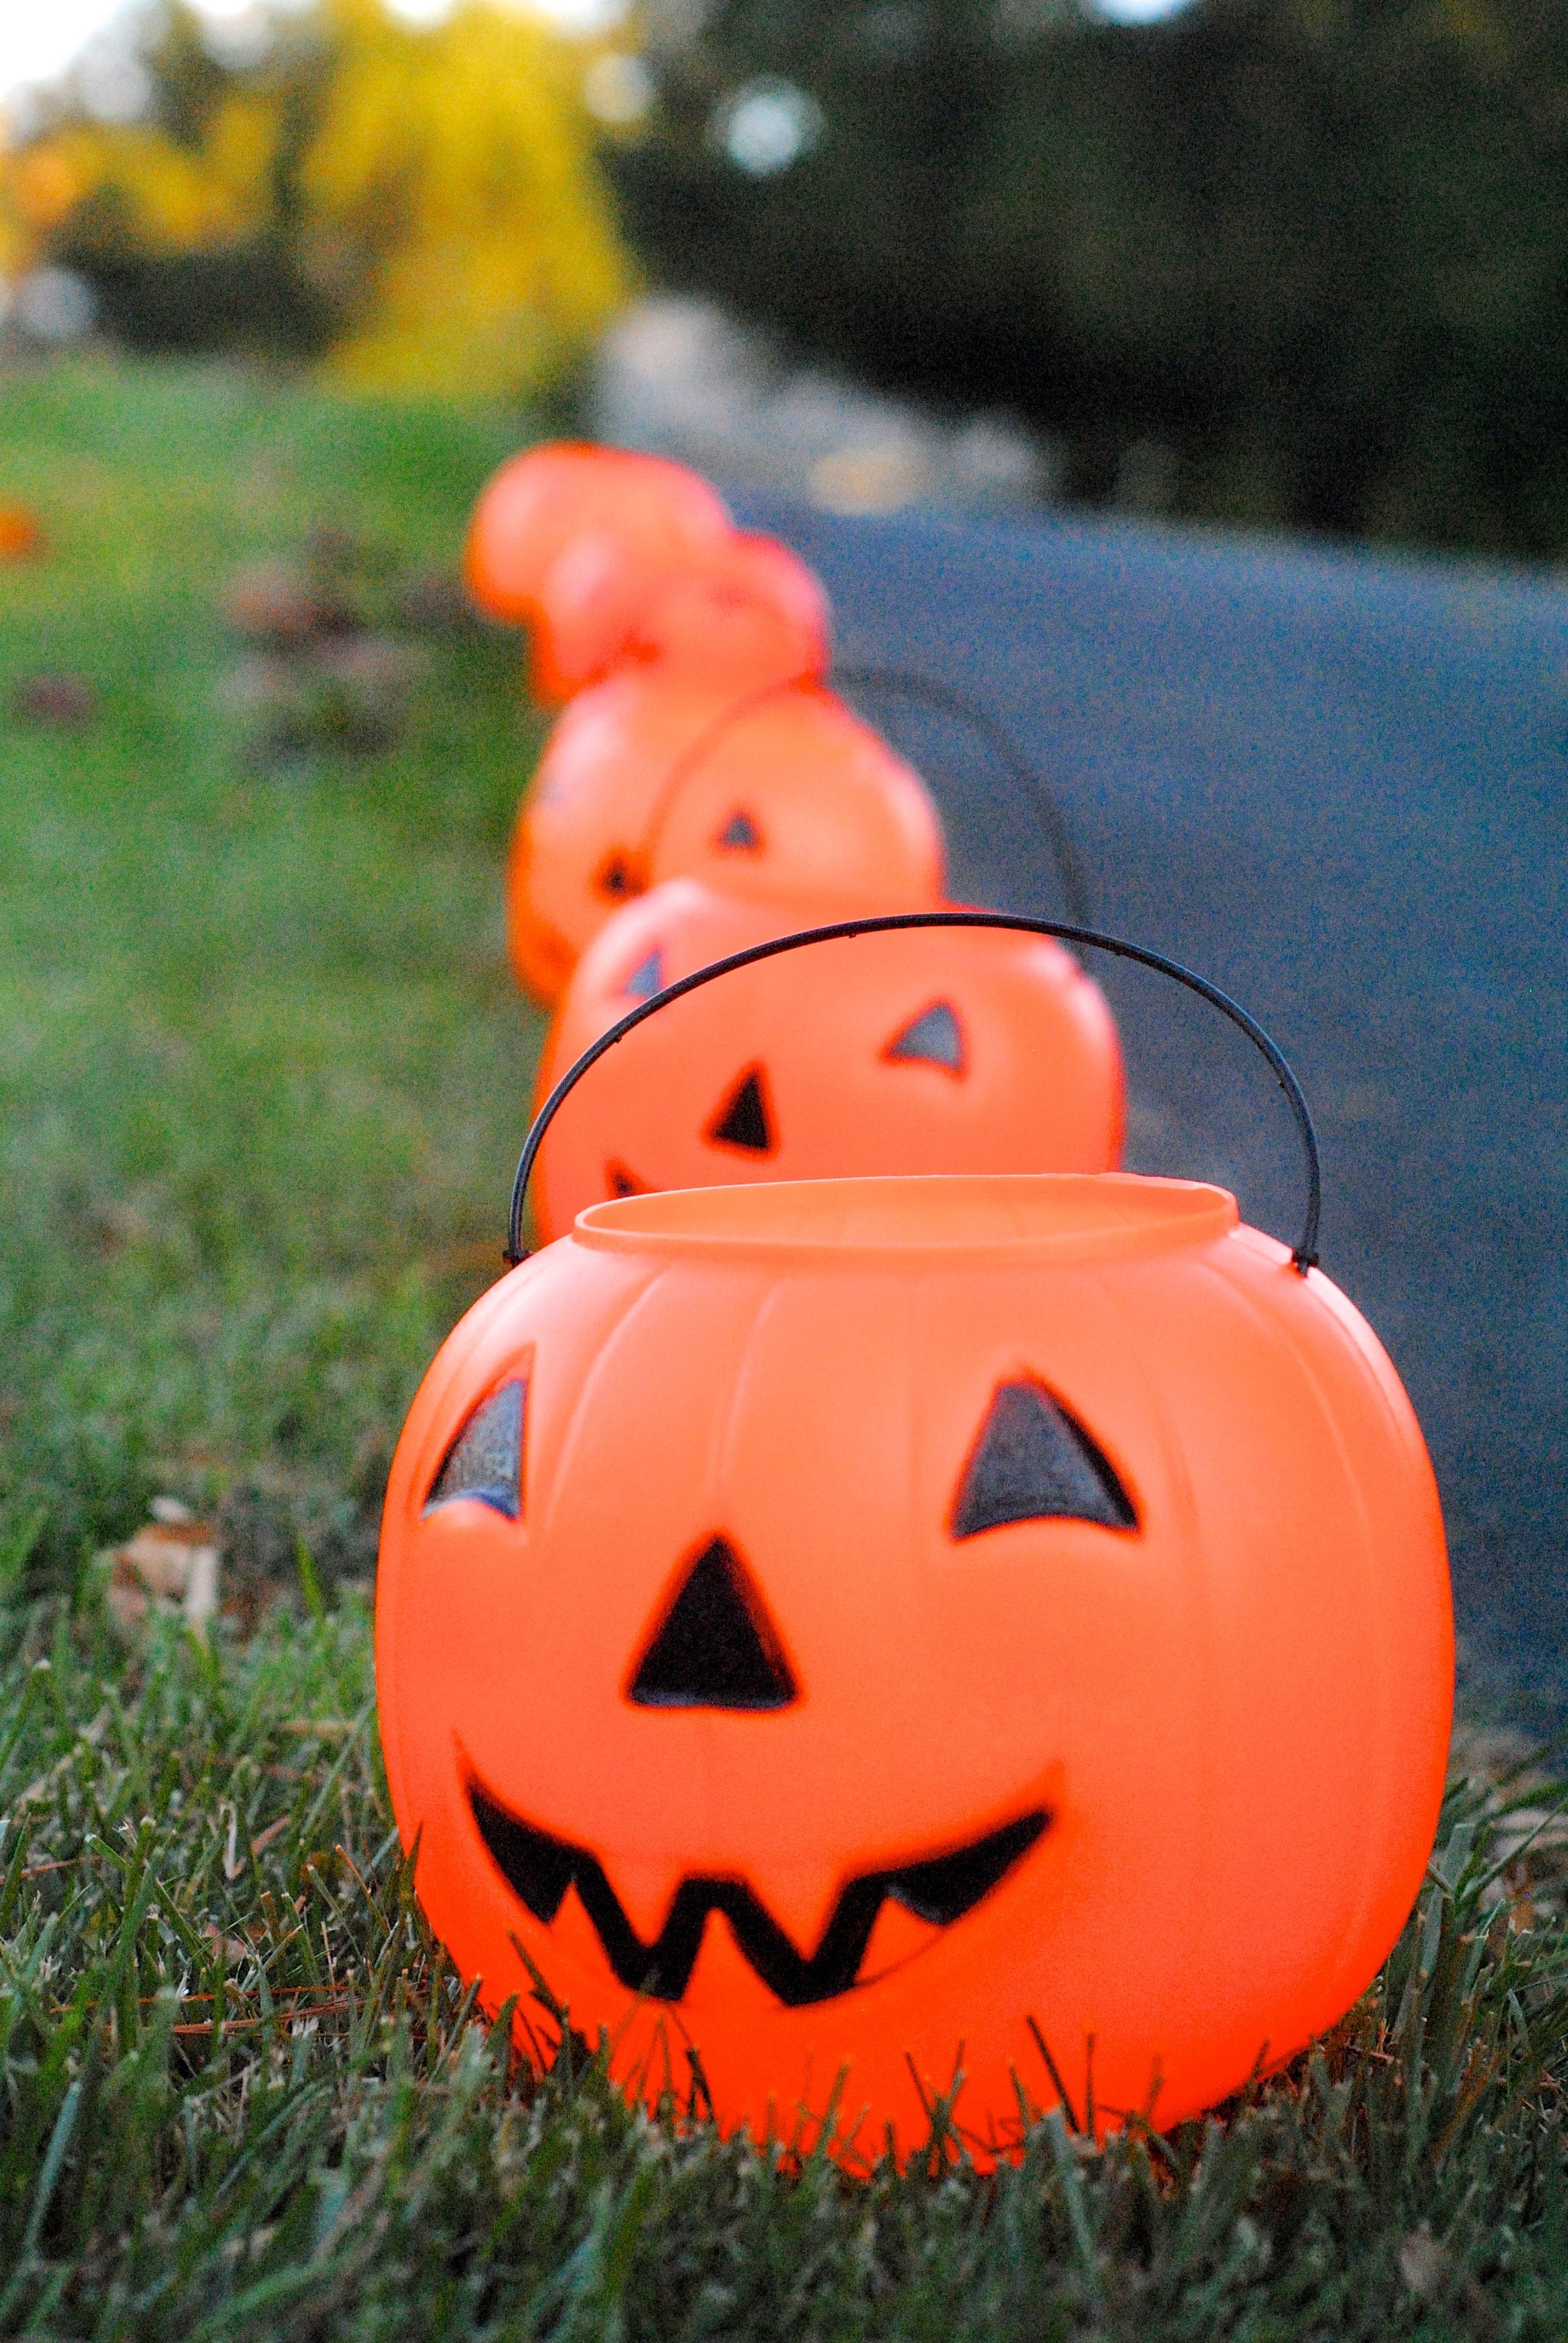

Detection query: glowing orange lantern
xmin=463 ymin=442 xmax=730 ymax=703
xmin=376 ymin=914 xmax=1453 ymax=2164
xmin=508 ymin=679 xmax=946 ymax=1004
xmin=530 ymin=879 xmax=1124 ymax=1242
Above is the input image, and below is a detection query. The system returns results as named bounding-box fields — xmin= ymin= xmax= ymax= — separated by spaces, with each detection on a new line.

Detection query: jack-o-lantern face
xmin=530 ymin=880 xmax=1125 ymax=1242
xmin=376 ymin=1174 xmax=1452 ymax=2164
xmin=463 ymin=444 xmax=730 ymax=703
xmin=509 ymin=678 xmax=946 ymax=1004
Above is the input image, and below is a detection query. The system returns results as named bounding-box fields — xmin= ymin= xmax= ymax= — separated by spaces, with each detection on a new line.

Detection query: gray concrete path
xmin=736 ymin=492 xmax=1568 ymax=1718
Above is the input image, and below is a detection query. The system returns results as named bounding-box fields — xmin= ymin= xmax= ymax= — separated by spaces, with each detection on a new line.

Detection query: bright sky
xmin=0 ymin=0 xmax=628 ymax=103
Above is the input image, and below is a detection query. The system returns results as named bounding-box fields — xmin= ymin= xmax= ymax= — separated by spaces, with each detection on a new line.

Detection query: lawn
xmin=1 ymin=358 xmax=1567 ymax=2339
xmin=0 ymin=358 xmax=542 ymax=1590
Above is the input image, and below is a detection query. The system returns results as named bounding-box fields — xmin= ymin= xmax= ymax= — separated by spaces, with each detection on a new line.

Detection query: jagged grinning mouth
xmin=468 ymin=1780 xmax=1051 ymax=2008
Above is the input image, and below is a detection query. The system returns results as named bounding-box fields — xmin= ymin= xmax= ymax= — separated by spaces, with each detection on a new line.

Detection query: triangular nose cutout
xmin=950 ymin=1380 xmax=1136 ymax=1538
xmin=715 ymin=808 xmax=762 ymax=851
xmin=622 ymin=948 xmax=664 ymax=1001
xmin=630 ymin=1539 xmax=797 ymax=1709
xmin=707 ymin=1064 xmax=776 ymax=1155
xmin=884 ymin=999 xmax=967 ymax=1076
xmin=606 ymin=1161 xmax=648 ymax=1199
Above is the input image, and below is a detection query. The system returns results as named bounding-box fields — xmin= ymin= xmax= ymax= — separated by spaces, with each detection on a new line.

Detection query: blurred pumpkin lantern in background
xmin=463 ymin=441 xmax=730 ymax=701
xmin=377 ymin=951 xmax=1452 ymax=2160
xmin=0 ymin=505 xmax=43 ymax=560
xmin=539 ymin=529 xmax=829 ymax=701
xmin=508 ymin=679 xmax=946 ymax=1003
xmin=530 ymin=878 xmax=1124 ymax=1242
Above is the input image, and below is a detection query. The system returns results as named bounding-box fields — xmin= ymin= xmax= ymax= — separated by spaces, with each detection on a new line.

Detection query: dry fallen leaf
xmin=1399 ymin=2224 xmax=1450 ymax=2299
xmin=12 ymin=672 xmax=93 ymax=726
xmin=102 ymin=1499 xmax=222 ymax=1637
xmin=222 ymin=561 xmax=354 ymax=647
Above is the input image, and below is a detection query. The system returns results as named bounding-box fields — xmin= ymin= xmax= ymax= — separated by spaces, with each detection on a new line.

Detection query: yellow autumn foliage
xmin=0 ymin=0 xmax=632 ymax=402
xmin=5 ymin=102 xmax=279 ymax=251
xmin=303 ymin=0 xmax=630 ymax=395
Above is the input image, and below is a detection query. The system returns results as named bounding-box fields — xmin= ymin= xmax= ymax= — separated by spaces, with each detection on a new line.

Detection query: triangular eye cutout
xmin=883 ymin=999 xmax=967 ymax=1077
xmin=630 ymin=1538 xmax=797 ymax=1709
xmin=606 ymin=1161 xmax=648 ymax=1199
xmin=706 ymin=1064 xmax=777 ymax=1155
xmin=714 ymin=808 xmax=762 ymax=852
xmin=950 ymin=1380 xmax=1135 ymax=1539
xmin=595 ymin=851 xmax=645 ymax=902
xmin=425 ymin=1380 xmax=525 ymax=1519
xmin=622 ymin=948 xmax=664 ymax=1002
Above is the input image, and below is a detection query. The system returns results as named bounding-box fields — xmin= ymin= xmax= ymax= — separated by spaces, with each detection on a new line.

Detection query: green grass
xmin=3 ymin=356 xmax=1568 ymax=2337
xmin=0 ymin=357 xmax=545 ymax=1587
xmin=3 ymin=1594 xmax=1568 ymax=2338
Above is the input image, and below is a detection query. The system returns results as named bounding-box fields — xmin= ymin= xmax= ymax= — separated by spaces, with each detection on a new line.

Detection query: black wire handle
xmin=833 ymin=664 xmax=1093 ymax=927
xmin=506 ymin=911 xmax=1321 ymax=1274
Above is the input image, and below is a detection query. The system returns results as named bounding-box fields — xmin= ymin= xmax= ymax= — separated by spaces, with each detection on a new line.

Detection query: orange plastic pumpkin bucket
xmin=463 ymin=443 xmax=730 ymax=703
xmin=540 ymin=530 xmax=831 ymax=703
xmin=0 ymin=504 xmax=42 ymax=560
xmin=508 ymin=677 xmax=946 ymax=1004
xmin=376 ymin=914 xmax=1452 ymax=2165
xmin=531 ymin=879 xmax=1125 ymax=1241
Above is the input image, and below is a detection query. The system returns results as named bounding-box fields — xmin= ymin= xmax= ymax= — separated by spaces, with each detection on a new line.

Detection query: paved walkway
xmin=739 ymin=492 xmax=1568 ymax=1717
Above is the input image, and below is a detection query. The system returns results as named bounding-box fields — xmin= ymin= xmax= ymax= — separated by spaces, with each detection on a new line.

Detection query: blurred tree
xmin=1 ymin=0 xmax=631 ymax=398
xmin=301 ymin=1 xmax=628 ymax=395
xmin=609 ymin=0 xmax=1568 ymax=555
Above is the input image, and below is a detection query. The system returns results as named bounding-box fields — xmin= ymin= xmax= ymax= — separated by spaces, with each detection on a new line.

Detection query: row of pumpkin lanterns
xmin=468 ymin=442 xmax=1126 ymax=1235
xmin=376 ymin=442 xmax=1454 ymax=2166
